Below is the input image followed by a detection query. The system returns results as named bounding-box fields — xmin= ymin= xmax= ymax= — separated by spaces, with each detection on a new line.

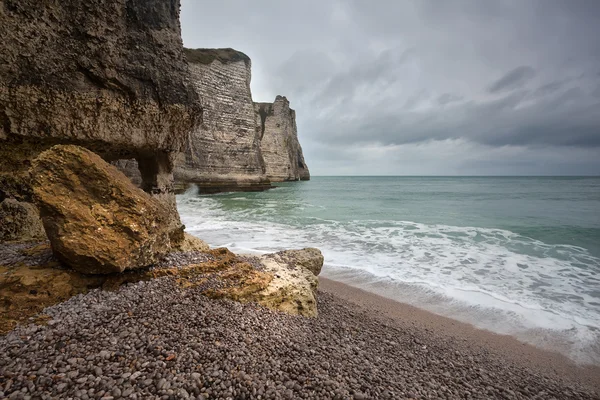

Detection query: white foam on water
xmin=176 ymin=188 xmax=600 ymax=365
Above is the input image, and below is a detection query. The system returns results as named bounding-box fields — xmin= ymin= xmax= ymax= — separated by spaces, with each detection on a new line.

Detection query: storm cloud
xmin=180 ymin=0 xmax=600 ymax=175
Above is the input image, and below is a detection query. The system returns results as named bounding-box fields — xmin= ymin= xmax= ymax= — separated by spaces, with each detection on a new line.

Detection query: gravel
xmin=1 ymin=277 xmax=598 ymax=399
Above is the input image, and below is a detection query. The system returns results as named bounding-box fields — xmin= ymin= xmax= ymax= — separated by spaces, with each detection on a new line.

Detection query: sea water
xmin=177 ymin=176 xmax=600 ymax=365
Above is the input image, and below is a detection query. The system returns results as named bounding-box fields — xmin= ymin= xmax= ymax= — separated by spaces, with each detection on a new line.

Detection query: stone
xmin=172 ymin=233 xmax=210 ymax=253
xmin=30 ymin=145 xmax=172 ymax=274
xmin=0 ymin=199 xmax=45 ymax=242
xmin=0 ymin=0 xmax=201 ymax=243
xmin=274 ymin=248 xmax=324 ymax=276
xmin=246 ymin=248 xmax=324 ymax=317
xmin=255 ymin=96 xmax=310 ymax=181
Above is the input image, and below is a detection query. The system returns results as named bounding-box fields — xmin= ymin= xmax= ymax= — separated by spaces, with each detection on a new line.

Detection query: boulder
xmin=248 ymin=248 xmax=324 ymax=316
xmin=0 ymin=199 xmax=45 ymax=242
xmin=31 ymin=145 xmax=172 ymax=274
xmin=272 ymin=248 xmax=324 ymax=276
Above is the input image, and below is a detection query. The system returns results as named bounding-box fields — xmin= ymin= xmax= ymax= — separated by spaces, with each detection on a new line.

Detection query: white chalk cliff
xmin=174 ymin=48 xmax=310 ymax=191
xmin=255 ymin=96 xmax=310 ymax=182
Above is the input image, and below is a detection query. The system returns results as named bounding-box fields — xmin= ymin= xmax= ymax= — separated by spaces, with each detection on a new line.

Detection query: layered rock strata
xmin=113 ymin=48 xmax=311 ymax=193
xmin=255 ymin=96 xmax=311 ymax=181
xmin=0 ymin=0 xmax=201 ymax=241
xmin=173 ymin=48 xmax=270 ymax=193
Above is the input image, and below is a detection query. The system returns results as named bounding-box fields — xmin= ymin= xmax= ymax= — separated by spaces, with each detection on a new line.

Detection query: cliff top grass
xmin=184 ymin=48 xmax=251 ymax=66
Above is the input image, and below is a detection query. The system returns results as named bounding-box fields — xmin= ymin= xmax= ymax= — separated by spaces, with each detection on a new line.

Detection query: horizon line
xmin=308 ymin=174 xmax=600 ymax=177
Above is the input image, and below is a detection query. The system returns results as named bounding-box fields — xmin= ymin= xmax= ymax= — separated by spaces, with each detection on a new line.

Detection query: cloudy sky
xmin=180 ymin=0 xmax=600 ymax=175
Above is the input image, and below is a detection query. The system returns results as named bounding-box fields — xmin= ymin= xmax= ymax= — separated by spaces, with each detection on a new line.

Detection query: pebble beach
xmin=1 ymin=275 xmax=599 ymax=400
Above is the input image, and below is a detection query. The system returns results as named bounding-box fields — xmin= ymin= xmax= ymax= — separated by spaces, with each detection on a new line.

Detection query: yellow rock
xmin=30 ymin=145 xmax=172 ymax=274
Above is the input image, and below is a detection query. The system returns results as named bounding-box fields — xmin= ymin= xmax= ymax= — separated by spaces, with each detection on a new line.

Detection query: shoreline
xmin=319 ymin=276 xmax=600 ymax=394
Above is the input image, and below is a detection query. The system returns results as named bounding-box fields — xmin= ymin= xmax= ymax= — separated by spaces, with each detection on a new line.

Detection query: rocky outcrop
xmin=1 ymin=241 xmax=324 ymax=332
xmin=173 ymin=48 xmax=270 ymax=193
xmin=0 ymin=0 xmax=201 ymax=241
xmin=248 ymin=248 xmax=323 ymax=316
xmin=0 ymin=199 xmax=45 ymax=242
xmin=31 ymin=145 xmax=172 ymax=274
xmin=255 ymin=96 xmax=310 ymax=181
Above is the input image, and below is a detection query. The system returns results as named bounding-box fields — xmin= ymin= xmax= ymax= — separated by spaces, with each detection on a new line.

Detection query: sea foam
xmin=177 ymin=185 xmax=600 ymax=365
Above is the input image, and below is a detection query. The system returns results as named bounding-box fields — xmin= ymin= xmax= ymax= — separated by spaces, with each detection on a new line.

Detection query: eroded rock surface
xmin=255 ymin=96 xmax=310 ymax=181
xmin=0 ymin=0 xmax=200 ymax=153
xmin=0 ymin=199 xmax=45 ymax=242
xmin=31 ymin=145 xmax=173 ymax=274
xmin=0 ymin=240 xmax=324 ymax=332
xmin=248 ymin=248 xmax=323 ymax=317
xmin=0 ymin=0 xmax=201 ymax=240
xmin=273 ymin=248 xmax=324 ymax=276
xmin=115 ymin=50 xmax=311 ymax=192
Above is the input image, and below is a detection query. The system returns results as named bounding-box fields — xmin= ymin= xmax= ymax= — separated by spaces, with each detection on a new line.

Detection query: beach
xmin=320 ymin=278 xmax=600 ymax=396
xmin=1 ymin=274 xmax=599 ymax=399
xmin=178 ymin=177 xmax=600 ymax=366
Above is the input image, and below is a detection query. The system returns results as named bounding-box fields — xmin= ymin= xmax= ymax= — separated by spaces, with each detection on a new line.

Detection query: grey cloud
xmin=533 ymin=81 xmax=566 ymax=98
xmin=181 ymin=0 xmax=600 ymax=175
xmin=488 ymin=66 xmax=536 ymax=94
xmin=437 ymin=93 xmax=464 ymax=106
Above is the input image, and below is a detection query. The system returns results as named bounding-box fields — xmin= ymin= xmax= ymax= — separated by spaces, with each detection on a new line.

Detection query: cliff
xmin=117 ymin=48 xmax=311 ymax=193
xmin=0 ymin=0 xmax=201 ymax=241
xmin=173 ymin=48 xmax=270 ymax=193
xmin=256 ymin=96 xmax=310 ymax=181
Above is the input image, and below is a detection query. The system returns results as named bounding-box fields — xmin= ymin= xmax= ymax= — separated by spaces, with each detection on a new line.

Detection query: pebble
xmin=0 ymin=277 xmax=597 ymax=399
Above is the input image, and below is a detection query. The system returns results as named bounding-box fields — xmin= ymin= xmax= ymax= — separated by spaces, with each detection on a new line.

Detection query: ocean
xmin=177 ymin=176 xmax=600 ymax=365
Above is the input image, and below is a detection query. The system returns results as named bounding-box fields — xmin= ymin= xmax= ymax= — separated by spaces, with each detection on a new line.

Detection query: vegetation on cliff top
xmin=184 ymin=48 xmax=251 ymax=66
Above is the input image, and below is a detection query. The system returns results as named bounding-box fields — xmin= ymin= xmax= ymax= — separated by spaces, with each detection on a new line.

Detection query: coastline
xmin=319 ymin=277 xmax=600 ymax=394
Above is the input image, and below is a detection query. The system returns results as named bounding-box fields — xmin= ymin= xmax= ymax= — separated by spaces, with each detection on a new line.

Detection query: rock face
xmin=0 ymin=0 xmax=201 ymax=241
xmin=0 ymin=199 xmax=45 ymax=242
xmin=31 ymin=145 xmax=172 ymax=274
xmin=255 ymin=96 xmax=311 ymax=181
xmin=173 ymin=48 xmax=270 ymax=193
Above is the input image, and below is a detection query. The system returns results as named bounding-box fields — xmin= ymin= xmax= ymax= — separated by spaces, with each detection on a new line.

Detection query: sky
xmin=180 ymin=0 xmax=600 ymax=176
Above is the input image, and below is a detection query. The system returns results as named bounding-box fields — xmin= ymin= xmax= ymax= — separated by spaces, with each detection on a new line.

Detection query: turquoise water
xmin=177 ymin=176 xmax=600 ymax=364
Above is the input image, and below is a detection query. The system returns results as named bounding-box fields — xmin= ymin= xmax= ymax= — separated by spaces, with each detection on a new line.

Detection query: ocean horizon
xmin=178 ymin=176 xmax=600 ymax=365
